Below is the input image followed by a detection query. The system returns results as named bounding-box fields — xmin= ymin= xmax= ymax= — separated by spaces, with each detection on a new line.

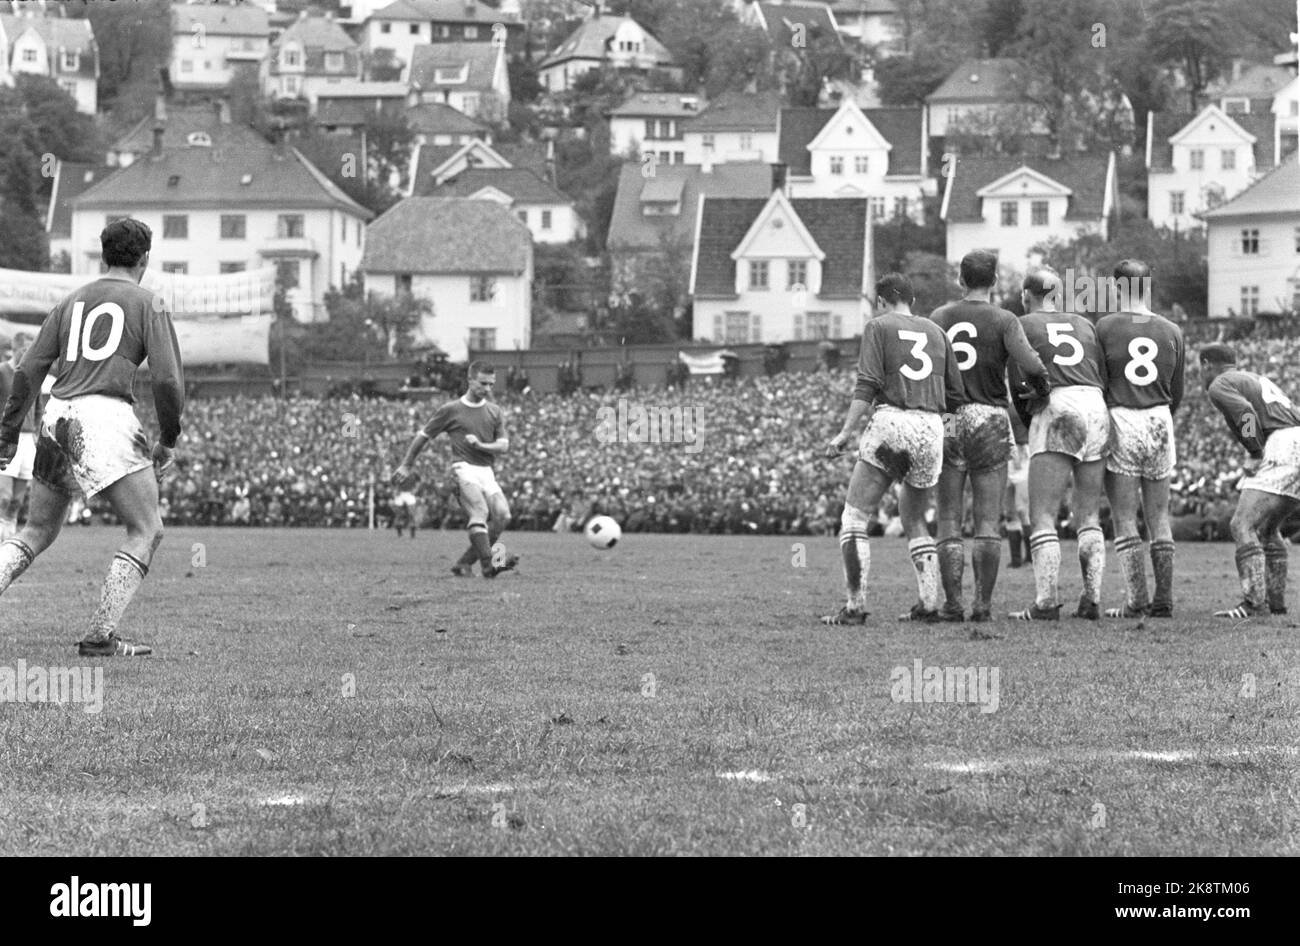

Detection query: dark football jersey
xmin=853 ymin=310 xmax=965 ymax=413
xmin=0 ymin=276 xmax=185 ymax=446
xmin=1013 ymin=311 xmax=1106 ymax=390
xmin=928 ymin=300 xmax=1046 ymax=409
xmin=1094 ymin=310 xmax=1184 ymax=411
xmin=1208 ymin=369 xmax=1300 ymax=456
xmin=422 ymin=396 xmax=506 ymax=467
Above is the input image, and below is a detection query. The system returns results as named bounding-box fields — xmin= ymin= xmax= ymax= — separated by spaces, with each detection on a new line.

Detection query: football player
xmin=0 ymin=333 xmax=39 ymax=542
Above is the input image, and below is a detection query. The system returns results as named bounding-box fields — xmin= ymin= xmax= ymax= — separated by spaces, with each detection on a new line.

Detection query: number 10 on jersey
xmin=66 ymin=301 xmax=125 ymax=363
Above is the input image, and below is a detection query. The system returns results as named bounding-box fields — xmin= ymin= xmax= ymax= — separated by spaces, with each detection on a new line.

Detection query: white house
xmin=777 ymin=101 xmax=929 ymax=219
xmin=940 ymin=152 xmax=1117 ymax=270
xmin=926 ymin=57 xmax=1043 ymax=139
xmin=72 ymin=126 xmax=374 ymax=323
xmin=263 ymin=10 xmax=362 ymax=107
xmin=407 ymin=41 xmax=510 ymax=124
xmin=1200 ymin=157 xmax=1300 ymax=319
xmin=0 ymin=10 xmax=98 ymax=114
xmin=682 ymin=90 xmax=783 ymax=165
xmin=360 ymin=0 xmax=523 ymax=71
xmin=362 ymin=197 xmax=533 ymax=359
xmin=690 ymin=190 xmax=872 ymax=343
xmin=1272 ymin=74 xmax=1299 ymax=161
xmin=423 ymin=166 xmax=582 ymax=245
xmin=607 ymin=92 xmax=703 ymax=160
xmin=1146 ymin=105 xmax=1276 ymax=231
xmin=538 ymin=13 xmax=676 ymax=93
xmin=170 ymin=2 xmax=269 ymax=93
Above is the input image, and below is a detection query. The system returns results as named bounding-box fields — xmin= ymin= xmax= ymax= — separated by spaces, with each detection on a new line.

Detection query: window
xmin=162 ymin=262 xmax=187 ymax=274
xmin=739 ymin=133 xmax=753 ymax=151
xmin=703 ymin=134 xmax=715 ymax=152
xmin=1241 ymin=228 xmax=1260 ymax=254
xmin=1189 ymin=148 xmax=1204 ymax=170
xmin=830 ymin=156 xmax=844 ymax=175
xmin=1204 ymin=184 xmax=1224 ymax=209
xmin=397 ymin=273 xmax=412 ymax=294
xmin=462 ymin=93 xmax=479 ymax=113
xmin=324 ymin=52 xmax=344 ymax=72
xmin=1241 ymin=285 xmax=1259 ymax=316
xmin=805 ymin=311 xmax=831 ymax=340
xmin=854 ymin=155 xmax=868 ymax=174
xmin=868 ymin=197 xmax=886 ymax=219
xmin=787 ymin=260 xmax=807 ymax=290
xmin=284 ymin=48 xmax=300 ymax=68
xmin=285 ymin=76 xmax=299 ymax=95
xmin=380 ymin=23 xmax=391 ymax=34
xmin=277 ymin=260 xmax=299 ymax=289
xmin=947 ymin=107 xmax=960 ymax=125
xmin=1170 ymin=191 xmax=1185 ymax=215
xmin=674 ymin=152 xmax=684 ymax=164
xmin=660 ymin=151 xmax=671 ymax=164
xmin=469 ymin=328 xmax=496 ymax=351
xmin=748 ymin=261 xmax=769 ymax=291
xmin=21 ymin=48 xmax=36 ymax=64
xmin=471 ymin=275 xmax=496 ymax=301
xmin=724 ymin=312 xmax=750 ymax=343
xmin=658 ymin=120 xmax=674 ymax=139
xmin=219 ymin=262 xmax=246 ymax=274
xmin=893 ymin=196 xmax=909 ymax=219
xmin=220 ymin=215 xmax=246 ymax=239
xmin=439 ymin=25 xmax=451 ymax=38
xmin=1030 ymin=200 xmax=1048 ymax=226
xmin=162 ymin=215 xmax=188 ymax=239
xmin=181 ymin=60 xmax=194 ymax=74
xmin=645 ymin=119 xmax=656 ymax=139
xmin=1221 ymin=148 xmax=1236 ymax=170
xmin=1000 ymin=201 xmax=1018 ymax=226
xmin=465 ymin=25 xmax=478 ymax=39
xmin=517 ymin=210 xmax=528 ymax=224
xmin=541 ymin=210 xmax=552 ymax=230
xmin=62 ymin=51 xmax=79 ymax=71
xmin=277 ymin=214 xmax=305 ymax=238
xmin=410 ymin=24 xmax=420 ymax=35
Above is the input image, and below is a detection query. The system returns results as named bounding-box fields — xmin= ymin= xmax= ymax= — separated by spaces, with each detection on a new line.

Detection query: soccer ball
xmin=584 ymin=516 xmax=621 ymax=550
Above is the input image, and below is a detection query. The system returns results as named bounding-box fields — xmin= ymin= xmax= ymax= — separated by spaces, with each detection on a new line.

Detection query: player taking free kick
xmin=392 ymin=362 xmax=519 ymax=579
xmin=0 ymin=219 xmax=183 ymax=657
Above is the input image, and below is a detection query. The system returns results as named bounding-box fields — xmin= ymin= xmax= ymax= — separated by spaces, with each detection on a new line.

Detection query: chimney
xmin=158 ymin=65 xmax=173 ymax=101
xmin=213 ymin=100 xmax=223 ymax=124
xmin=545 ymin=137 xmax=556 ymax=187
xmin=151 ymin=123 xmax=164 ymax=158
xmin=219 ymin=99 xmax=231 ymax=124
xmin=154 ymin=94 xmax=167 ymax=123
xmin=771 ymin=162 xmax=788 ymax=195
xmin=702 ymin=151 xmax=714 ymax=174
xmin=407 ymin=84 xmax=421 ymax=108
xmin=1232 ymin=59 xmax=1243 ymax=80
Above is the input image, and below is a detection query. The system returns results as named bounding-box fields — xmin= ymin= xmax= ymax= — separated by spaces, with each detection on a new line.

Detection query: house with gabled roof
xmin=108 ymin=99 xmax=270 ymax=168
xmin=690 ymin=189 xmax=871 ymax=343
xmin=925 ymin=57 xmax=1045 ymax=139
xmin=0 ymin=9 xmax=98 ymax=113
xmin=539 ymin=11 xmax=677 ymax=93
xmin=1200 ymin=156 xmax=1300 ymax=320
xmin=262 ymin=9 xmax=362 ymax=107
xmin=407 ymin=137 xmax=511 ymax=194
xmin=607 ymin=92 xmax=704 ymax=161
xmin=72 ymin=125 xmax=373 ymax=323
xmin=422 ymin=166 xmax=582 ymax=244
xmin=1145 ymin=104 xmax=1277 ymax=231
xmin=360 ymin=0 xmax=524 ymax=75
xmin=362 ymin=197 xmax=533 ymax=359
xmin=170 ymin=2 xmax=270 ymax=94
xmin=777 ymin=101 xmax=929 ymax=217
xmin=682 ymin=89 xmax=784 ymax=165
xmin=407 ymin=41 xmax=509 ymax=123
xmin=940 ymin=152 xmax=1117 ymax=270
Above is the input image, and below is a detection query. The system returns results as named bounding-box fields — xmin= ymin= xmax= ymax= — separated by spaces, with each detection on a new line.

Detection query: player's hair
xmin=101 ymin=218 xmax=152 ymax=268
xmin=1022 ymin=267 xmax=1061 ymax=299
xmin=875 ymin=272 xmax=914 ymax=305
xmin=467 ymin=360 xmax=496 ymax=378
xmin=1113 ymin=258 xmax=1151 ymax=281
xmin=1198 ymin=343 xmax=1237 ymax=366
xmin=960 ymin=250 xmax=998 ymax=289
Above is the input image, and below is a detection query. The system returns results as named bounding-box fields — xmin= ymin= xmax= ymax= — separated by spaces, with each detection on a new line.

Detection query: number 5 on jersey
xmin=898 ymin=329 xmax=933 ymax=380
xmin=67 ymin=301 xmax=125 ymax=362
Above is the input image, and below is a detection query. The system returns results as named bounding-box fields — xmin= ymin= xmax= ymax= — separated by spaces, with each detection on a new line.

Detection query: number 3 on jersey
xmin=897 ymin=329 xmax=933 ymax=380
xmin=1125 ymin=337 xmax=1158 ymax=386
xmin=66 ymin=301 xmax=125 ymax=363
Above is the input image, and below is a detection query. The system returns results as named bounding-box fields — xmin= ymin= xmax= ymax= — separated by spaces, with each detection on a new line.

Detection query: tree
xmin=366 ymin=48 xmax=405 ymax=82
xmin=874 ymin=52 xmax=952 ymax=105
xmin=12 ymin=76 xmax=102 ymax=164
xmin=1143 ymin=0 xmax=1243 ymax=112
xmin=703 ymin=23 xmax=782 ymax=97
xmin=977 ymin=0 xmax=1027 ymax=56
xmin=508 ymin=56 xmax=544 ymax=104
xmin=783 ymin=28 xmax=856 ymax=108
xmin=69 ymin=0 xmax=173 ymax=132
xmin=303 ymin=280 xmax=431 ymax=361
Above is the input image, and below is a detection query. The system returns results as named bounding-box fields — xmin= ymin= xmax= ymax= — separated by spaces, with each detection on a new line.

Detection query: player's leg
xmin=968 ymin=462 xmax=1008 ymax=622
xmin=934 ymin=462 xmax=967 ymax=619
xmin=1010 ymin=452 xmax=1071 ymax=620
xmin=1104 ymin=470 xmax=1148 ymax=617
xmin=1071 ymin=459 xmax=1106 ymax=619
xmin=1002 ymin=479 xmax=1023 ymax=568
xmin=821 ymin=459 xmax=892 ymax=625
xmin=1263 ymin=501 xmax=1295 ymax=614
xmin=486 ymin=490 xmax=519 ymax=572
xmin=898 ymin=481 xmax=942 ymax=620
xmin=80 ymin=467 xmax=164 ymax=655
xmin=1140 ymin=476 xmax=1175 ymax=617
xmin=1215 ymin=488 xmax=1288 ymax=617
xmin=0 ymin=479 xmax=70 ymax=597
xmin=0 ymin=474 xmax=14 ymax=541
xmin=455 ymin=478 xmax=496 ymax=577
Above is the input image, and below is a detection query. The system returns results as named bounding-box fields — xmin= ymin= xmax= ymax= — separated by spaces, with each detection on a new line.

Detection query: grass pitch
xmin=1 ymin=527 xmax=1297 ymax=856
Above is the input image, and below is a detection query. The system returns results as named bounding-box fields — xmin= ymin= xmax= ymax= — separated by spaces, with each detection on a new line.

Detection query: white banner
xmin=0 ymin=266 xmax=276 ymax=319
xmin=0 ymin=315 xmax=271 ymax=367
xmin=678 ymin=350 xmax=737 ymax=375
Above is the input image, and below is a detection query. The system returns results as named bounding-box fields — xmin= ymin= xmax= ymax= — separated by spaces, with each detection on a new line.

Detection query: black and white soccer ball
xmin=584 ymin=515 xmax=621 ymax=550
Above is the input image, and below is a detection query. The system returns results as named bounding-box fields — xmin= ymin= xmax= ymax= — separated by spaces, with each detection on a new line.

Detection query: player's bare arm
xmin=464 ymin=433 xmax=509 ymax=454
xmin=392 ymin=432 xmax=431 ymax=484
xmin=0 ymin=316 xmax=59 ymax=465
xmin=829 ymin=398 xmax=872 ymax=457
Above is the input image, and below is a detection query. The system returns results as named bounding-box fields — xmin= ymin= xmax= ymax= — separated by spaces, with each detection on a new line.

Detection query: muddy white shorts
xmin=1240 ymin=426 xmax=1300 ymax=501
xmin=1106 ymin=404 xmax=1176 ymax=480
xmin=944 ymin=402 xmax=1014 ymax=473
xmin=35 ymin=395 xmax=153 ymax=498
xmin=0 ymin=431 xmax=36 ymax=480
xmin=1029 ymin=385 xmax=1110 ymax=462
xmin=858 ymin=405 xmax=945 ymax=489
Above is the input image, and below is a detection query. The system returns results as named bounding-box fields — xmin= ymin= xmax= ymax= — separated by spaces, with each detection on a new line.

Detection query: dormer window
xmin=284 ymin=46 xmax=301 ymax=68
xmin=167 ymin=175 xmax=181 ymax=188
xmin=187 ymin=132 xmax=212 ymax=147
xmin=21 ymin=48 xmax=36 ymax=64
xmin=325 ymin=52 xmax=344 ymax=72
xmin=62 ymin=50 xmax=79 ymax=71
xmin=435 ymin=65 xmax=468 ymax=83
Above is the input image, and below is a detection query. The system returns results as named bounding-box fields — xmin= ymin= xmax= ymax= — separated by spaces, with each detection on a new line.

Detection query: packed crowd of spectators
xmin=91 ymin=330 xmax=1300 ymax=540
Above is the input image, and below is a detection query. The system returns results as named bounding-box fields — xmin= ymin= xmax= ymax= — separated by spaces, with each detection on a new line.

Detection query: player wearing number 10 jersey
xmin=1007 ymin=269 xmax=1110 ymax=621
xmin=820 ymin=273 xmax=965 ymax=626
xmin=927 ymin=250 xmax=1050 ymax=623
xmin=1095 ymin=259 xmax=1185 ymax=619
xmin=0 ymin=219 xmax=184 ymax=657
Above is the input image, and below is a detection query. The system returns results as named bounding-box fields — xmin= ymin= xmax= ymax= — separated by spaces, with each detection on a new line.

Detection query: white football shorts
xmin=1240 ymin=426 xmax=1300 ymax=501
xmin=1106 ymin=404 xmax=1176 ymax=480
xmin=858 ymin=405 xmax=945 ymax=489
xmin=35 ymin=395 xmax=153 ymax=498
xmin=1029 ymin=385 xmax=1110 ymax=462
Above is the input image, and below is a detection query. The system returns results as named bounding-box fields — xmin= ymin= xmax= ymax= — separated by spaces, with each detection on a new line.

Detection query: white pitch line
xmin=717 ymin=770 xmax=773 ymax=783
xmin=925 ymin=746 xmax=1298 ymax=774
